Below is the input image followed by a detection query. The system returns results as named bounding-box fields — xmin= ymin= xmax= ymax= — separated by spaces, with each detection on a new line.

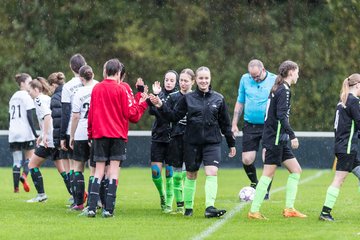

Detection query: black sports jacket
xmin=50 ymin=85 xmax=63 ymax=148
xmin=159 ymin=87 xmax=235 ymax=148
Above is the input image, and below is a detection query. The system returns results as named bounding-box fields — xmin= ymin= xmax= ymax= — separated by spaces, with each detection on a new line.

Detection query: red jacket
xmin=88 ymin=79 xmax=147 ymax=140
xmin=120 ymin=82 xmax=148 ymax=123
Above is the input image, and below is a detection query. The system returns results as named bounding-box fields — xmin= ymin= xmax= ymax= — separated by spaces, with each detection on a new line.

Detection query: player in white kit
xmin=8 ymin=73 xmax=38 ymax=193
xmin=60 ymin=53 xmax=87 ymax=205
xmin=26 ymin=77 xmax=54 ymax=203
xmin=69 ymin=65 xmax=98 ymax=210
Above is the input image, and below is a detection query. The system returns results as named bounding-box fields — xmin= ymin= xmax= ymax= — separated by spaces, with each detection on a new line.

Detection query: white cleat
xmin=27 ymin=194 xmax=48 ymax=203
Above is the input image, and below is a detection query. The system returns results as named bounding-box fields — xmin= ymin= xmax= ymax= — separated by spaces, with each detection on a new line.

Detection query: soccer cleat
xmin=283 ymin=208 xmax=307 ymax=218
xmin=204 ymin=206 xmax=227 ymax=218
xmin=27 ymin=194 xmax=47 ymax=203
xmin=319 ymin=212 xmax=335 ymax=221
xmin=250 ymin=182 xmax=257 ymax=189
xmin=14 ymin=187 xmax=19 ymax=193
xmin=163 ymin=205 xmax=172 ymax=214
xmin=264 ymin=192 xmax=270 ymax=200
xmin=184 ymin=208 xmax=193 ymax=217
xmin=160 ymin=196 xmax=166 ymax=210
xmin=171 ymin=206 xmax=184 ymax=214
xmin=102 ymin=209 xmax=114 ymax=218
xmin=20 ymin=175 xmax=30 ymax=192
xmin=70 ymin=204 xmax=84 ymax=211
xmin=248 ymin=211 xmax=268 ymax=220
xmin=78 ymin=208 xmax=96 ymax=217
xmin=83 ymin=191 xmax=88 ymax=204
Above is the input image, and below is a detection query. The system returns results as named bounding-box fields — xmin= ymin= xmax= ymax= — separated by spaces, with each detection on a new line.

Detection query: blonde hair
xmin=180 ymin=68 xmax=195 ymax=81
xmin=29 ymin=77 xmax=52 ymax=96
xmin=340 ymin=73 xmax=360 ymax=106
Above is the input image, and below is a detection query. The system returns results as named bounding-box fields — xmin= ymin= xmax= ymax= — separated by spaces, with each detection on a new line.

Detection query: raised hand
xmin=152 ymin=81 xmax=161 ymax=95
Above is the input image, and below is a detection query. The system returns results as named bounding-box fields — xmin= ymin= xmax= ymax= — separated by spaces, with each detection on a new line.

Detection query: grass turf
xmin=0 ymin=167 xmax=360 ymax=240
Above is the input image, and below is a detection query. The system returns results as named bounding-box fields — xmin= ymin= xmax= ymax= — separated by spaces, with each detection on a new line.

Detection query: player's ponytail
xmin=271 ymin=60 xmax=298 ymax=94
xmin=79 ymin=65 xmax=94 ymax=81
xmin=340 ymin=73 xmax=360 ymax=107
xmin=30 ymin=77 xmax=52 ymax=96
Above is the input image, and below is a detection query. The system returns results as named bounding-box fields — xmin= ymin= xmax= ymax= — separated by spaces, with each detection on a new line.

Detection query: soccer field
xmin=1 ymin=167 xmax=360 ymax=240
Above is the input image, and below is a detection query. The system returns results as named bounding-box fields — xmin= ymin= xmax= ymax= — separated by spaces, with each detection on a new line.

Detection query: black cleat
xmin=205 ymin=206 xmax=226 ymax=218
xmin=319 ymin=212 xmax=334 ymax=221
xmin=250 ymin=182 xmax=257 ymax=189
xmin=184 ymin=208 xmax=193 ymax=217
xmin=264 ymin=192 xmax=270 ymax=200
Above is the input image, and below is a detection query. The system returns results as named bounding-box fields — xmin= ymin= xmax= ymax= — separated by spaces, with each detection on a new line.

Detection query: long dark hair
xmin=271 ymin=60 xmax=298 ymax=94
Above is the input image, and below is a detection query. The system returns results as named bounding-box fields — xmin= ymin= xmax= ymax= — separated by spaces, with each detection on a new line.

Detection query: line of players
xmin=9 ymin=55 xmax=360 ymax=221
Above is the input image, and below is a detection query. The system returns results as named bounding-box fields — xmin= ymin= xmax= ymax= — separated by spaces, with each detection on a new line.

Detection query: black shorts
xmin=35 ymin=146 xmax=56 ymax=159
xmin=168 ymin=135 xmax=184 ymax=168
xmin=62 ymin=135 xmax=73 ymax=159
xmin=183 ymin=143 xmax=221 ymax=172
xmin=242 ymin=122 xmax=264 ymax=152
xmin=50 ymin=148 xmax=68 ymax=161
xmin=264 ymin=144 xmax=295 ymax=166
xmin=151 ymin=142 xmax=171 ymax=165
xmin=9 ymin=141 xmax=36 ymax=152
xmin=89 ymin=143 xmax=96 ymax=167
xmin=335 ymin=153 xmax=360 ymax=172
xmin=73 ymin=140 xmax=91 ymax=162
xmin=93 ymin=138 xmax=126 ymax=162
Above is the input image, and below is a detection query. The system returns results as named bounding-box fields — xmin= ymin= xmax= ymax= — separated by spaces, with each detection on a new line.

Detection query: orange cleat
xmin=20 ymin=175 xmax=30 ymax=192
xmin=248 ymin=211 xmax=268 ymax=220
xmin=283 ymin=208 xmax=307 ymax=218
xmin=83 ymin=191 xmax=88 ymax=204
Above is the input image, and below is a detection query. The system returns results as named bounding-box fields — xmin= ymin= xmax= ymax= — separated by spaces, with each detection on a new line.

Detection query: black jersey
xmin=262 ymin=83 xmax=295 ymax=149
xmin=149 ymin=89 xmax=174 ymax=143
xmin=166 ymin=91 xmax=187 ymax=137
xmin=334 ymin=93 xmax=360 ymax=154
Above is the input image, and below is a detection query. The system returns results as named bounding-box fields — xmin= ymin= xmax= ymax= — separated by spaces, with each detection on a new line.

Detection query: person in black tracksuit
xmin=319 ymin=73 xmax=360 ymax=221
xmin=249 ymin=60 xmax=306 ymax=220
xmin=166 ymin=68 xmax=195 ymax=214
xmin=149 ymin=70 xmax=178 ymax=213
xmin=150 ymin=66 xmax=236 ymax=218
xmin=47 ymin=72 xmax=72 ymax=196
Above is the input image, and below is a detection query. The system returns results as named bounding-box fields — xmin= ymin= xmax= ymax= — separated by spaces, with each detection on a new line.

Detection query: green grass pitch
xmin=1 ymin=167 xmax=360 ymax=240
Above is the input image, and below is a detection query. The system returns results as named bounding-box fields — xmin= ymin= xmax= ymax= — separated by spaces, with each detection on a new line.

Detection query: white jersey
xmin=34 ymin=94 xmax=54 ymax=148
xmin=8 ymin=90 xmax=36 ymax=143
xmin=72 ymin=81 xmax=98 ymax=140
xmin=61 ymin=76 xmax=83 ymax=135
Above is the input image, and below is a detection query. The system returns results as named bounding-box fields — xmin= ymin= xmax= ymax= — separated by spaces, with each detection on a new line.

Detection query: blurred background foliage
xmin=0 ymin=0 xmax=358 ymax=130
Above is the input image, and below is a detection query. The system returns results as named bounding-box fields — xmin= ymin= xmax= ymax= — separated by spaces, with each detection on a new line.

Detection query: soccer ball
xmin=238 ymin=186 xmax=256 ymax=202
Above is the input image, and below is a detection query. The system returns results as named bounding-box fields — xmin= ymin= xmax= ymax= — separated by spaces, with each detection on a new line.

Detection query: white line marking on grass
xmin=191 ymin=170 xmax=328 ymax=240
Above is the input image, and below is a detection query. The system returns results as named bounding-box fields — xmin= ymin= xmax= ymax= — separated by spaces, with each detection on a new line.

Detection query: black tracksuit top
xmin=166 ymin=91 xmax=187 ymax=137
xmin=262 ymin=83 xmax=295 ymax=149
xmin=159 ymin=87 xmax=235 ymax=148
xmin=334 ymin=93 xmax=360 ymax=154
xmin=149 ymin=89 xmax=174 ymax=143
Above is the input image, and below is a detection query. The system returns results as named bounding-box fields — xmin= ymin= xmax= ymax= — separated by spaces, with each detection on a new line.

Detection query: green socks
xmin=285 ymin=173 xmax=300 ymax=209
xmin=184 ymin=178 xmax=196 ymax=209
xmin=205 ymin=176 xmax=218 ymax=208
xmin=165 ymin=176 xmax=174 ymax=207
xmin=152 ymin=176 xmax=164 ymax=197
xmin=323 ymin=185 xmax=339 ymax=210
xmin=173 ymin=171 xmax=184 ymax=203
xmin=250 ymin=176 xmax=272 ymax=213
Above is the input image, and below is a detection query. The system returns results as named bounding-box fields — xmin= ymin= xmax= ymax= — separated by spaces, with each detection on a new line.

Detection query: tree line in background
xmin=0 ymin=0 xmax=358 ymax=131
